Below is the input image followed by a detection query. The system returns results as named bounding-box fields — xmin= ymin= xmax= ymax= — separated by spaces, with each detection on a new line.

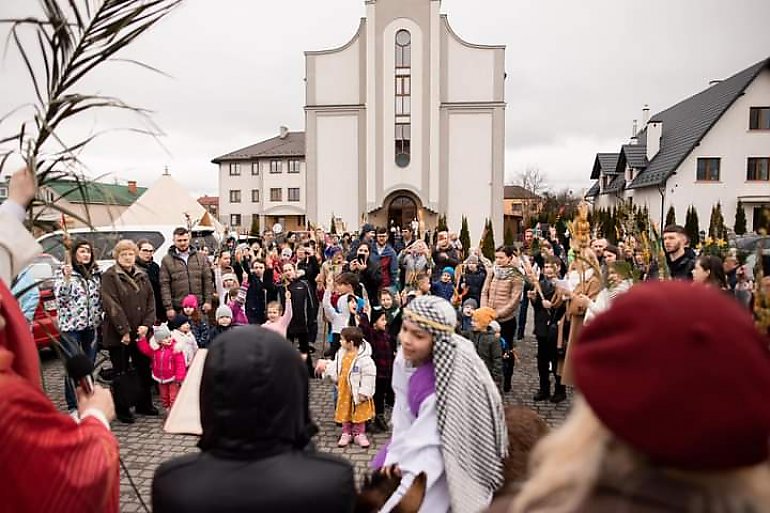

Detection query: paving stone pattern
xmin=41 ymin=311 xmax=572 ymax=512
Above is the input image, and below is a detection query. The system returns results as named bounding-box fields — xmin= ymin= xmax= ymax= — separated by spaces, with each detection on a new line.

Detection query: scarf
xmin=493 ymin=263 xmax=520 ymax=282
xmin=114 ymin=265 xmax=142 ymax=293
xmin=403 ymin=296 xmax=508 ymax=513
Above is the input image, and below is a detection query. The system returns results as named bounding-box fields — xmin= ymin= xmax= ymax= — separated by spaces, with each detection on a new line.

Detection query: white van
xmin=36 ymin=225 xmax=220 ymax=271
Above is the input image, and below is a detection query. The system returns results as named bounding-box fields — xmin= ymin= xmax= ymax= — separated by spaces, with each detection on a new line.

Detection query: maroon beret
xmin=573 ymin=281 xmax=770 ymax=470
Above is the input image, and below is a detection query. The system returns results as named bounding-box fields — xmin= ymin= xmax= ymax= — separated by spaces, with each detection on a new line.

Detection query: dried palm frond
xmin=1 ymin=0 xmax=180 ymax=227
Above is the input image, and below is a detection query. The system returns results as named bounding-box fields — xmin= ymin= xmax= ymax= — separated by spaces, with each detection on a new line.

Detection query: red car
xmin=23 ymin=255 xmax=61 ymax=349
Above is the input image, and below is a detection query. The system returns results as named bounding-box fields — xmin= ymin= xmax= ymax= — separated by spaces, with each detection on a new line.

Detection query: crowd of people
xmin=1 ymin=165 xmax=769 ymax=513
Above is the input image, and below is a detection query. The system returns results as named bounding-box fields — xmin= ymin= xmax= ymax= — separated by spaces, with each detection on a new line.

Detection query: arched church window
xmin=395 ymin=29 xmax=411 ymax=168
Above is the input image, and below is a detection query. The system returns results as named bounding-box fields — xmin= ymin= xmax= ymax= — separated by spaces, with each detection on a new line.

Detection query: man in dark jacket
xmin=372 ymin=227 xmax=400 ymax=292
xmin=431 ymin=231 xmax=461 ymax=281
xmin=160 ymin=227 xmax=214 ymax=320
xmin=136 ymin=238 xmax=165 ymax=323
xmin=245 ymin=258 xmax=275 ymax=325
xmin=152 ymin=326 xmax=356 ymax=513
xmin=663 ymin=225 xmax=696 ymax=280
xmin=280 ymin=262 xmax=318 ymax=373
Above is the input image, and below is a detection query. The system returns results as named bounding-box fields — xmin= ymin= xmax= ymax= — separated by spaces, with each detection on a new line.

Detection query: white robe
xmin=381 ymin=349 xmax=450 ymax=513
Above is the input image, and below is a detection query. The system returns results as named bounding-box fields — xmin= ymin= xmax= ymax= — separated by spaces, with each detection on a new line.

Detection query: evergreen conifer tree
xmin=481 ymin=219 xmax=496 ymax=260
xmin=734 ymin=200 xmax=747 ymax=235
xmin=665 ymin=206 xmax=676 ymax=228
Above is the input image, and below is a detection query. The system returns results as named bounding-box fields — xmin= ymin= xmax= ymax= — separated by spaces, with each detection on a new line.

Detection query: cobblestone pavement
xmin=41 ymin=315 xmax=572 ymax=512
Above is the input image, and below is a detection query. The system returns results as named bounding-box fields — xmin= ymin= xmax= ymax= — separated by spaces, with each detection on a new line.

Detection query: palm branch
xmin=0 ymin=0 xmax=180 ymax=227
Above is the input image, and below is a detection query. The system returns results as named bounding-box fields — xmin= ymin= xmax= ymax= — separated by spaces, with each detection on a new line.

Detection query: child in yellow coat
xmin=315 ymin=326 xmax=377 ymax=448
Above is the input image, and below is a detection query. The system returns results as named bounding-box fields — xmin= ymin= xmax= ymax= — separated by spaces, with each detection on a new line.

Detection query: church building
xmin=305 ymin=0 xmax=506 ymax=241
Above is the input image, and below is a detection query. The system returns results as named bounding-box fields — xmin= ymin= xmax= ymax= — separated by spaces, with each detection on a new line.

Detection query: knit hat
xmin=216 ymin=304 xmax=233 ymax=320
xmin=168 ymin=314 xmax=190 ymax=331
xmin=280 ymin=247 xmax=293 ymax=259
xmin=462 ymin=298 xmax=478 ymax=310
xmin=181 ymin=294 xmax=198 ymax=309
xmin=153 ymin=324 xmax=172 ymax=341
xmin=466 ymin=255 xmax=479 ymax=265
xmin=370 ymin=306 xmax=387 ymax=326
xmin=489 ymin=320 xmax=501 ymax=333
xmin=573 ymin=281 xmax=770 ymax=470
xmin=441 ymin=266 xmax=455 ymax=279
xmin=472 ymin=307 xmax=497 ymax=330
xmin=221 ymin=272 xmax=238 ymax=284
xmin=361 ymin=223 xmax=375 ymax=235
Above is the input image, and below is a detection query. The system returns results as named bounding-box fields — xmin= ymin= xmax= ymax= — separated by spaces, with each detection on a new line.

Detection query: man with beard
xmin=137 ymin=239 xmax=165 ymax=323
xmin=662 ymin=225 xmax=696 ymax=280
xmin=280 ymin=262 xmax=318 ymax=374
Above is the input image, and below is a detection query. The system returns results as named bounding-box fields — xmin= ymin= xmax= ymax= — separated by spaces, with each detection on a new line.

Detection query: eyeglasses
xmin=139 ymin=248 xmax=154 ymax=253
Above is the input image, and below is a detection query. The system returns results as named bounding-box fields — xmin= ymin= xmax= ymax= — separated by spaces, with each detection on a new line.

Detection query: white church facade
xmin=305 ymin=0 xmax=505 ymax=241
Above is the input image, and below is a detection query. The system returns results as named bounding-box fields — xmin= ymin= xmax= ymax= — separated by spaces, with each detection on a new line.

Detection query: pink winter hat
xmin=182 ymin=294 xmax=198 ymax=309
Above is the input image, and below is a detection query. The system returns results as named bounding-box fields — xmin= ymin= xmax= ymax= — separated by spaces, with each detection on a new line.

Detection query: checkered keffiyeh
xmin=404 ymin=296 xmax=508 ymax=513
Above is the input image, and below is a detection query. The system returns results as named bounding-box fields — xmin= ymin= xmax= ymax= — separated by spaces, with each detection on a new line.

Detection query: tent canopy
xmin=116 ymin=174 xmax=223 ymax=232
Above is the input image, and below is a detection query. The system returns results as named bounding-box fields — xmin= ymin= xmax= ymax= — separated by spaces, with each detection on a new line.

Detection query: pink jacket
xmin=137 ymin=336 xmax=187 ymax=384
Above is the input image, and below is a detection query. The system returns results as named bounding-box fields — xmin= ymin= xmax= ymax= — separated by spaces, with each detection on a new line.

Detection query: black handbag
xmin=111 ymin=344 xmax=142 ymax=408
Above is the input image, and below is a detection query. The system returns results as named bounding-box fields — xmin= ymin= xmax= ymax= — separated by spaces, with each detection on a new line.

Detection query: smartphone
xmin=357 ymin=255 xmax=366 ymax=264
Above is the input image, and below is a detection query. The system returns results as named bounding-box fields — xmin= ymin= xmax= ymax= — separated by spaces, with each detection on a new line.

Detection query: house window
xmin=288 ymin=188 xmax=300 ymax=202
xmin=747 ymin=157 xmax=770 ymax=181
xmin=270 ymin=188 xmax=282 ymax=202
xmin=230 ymin=214 xmax=242 ymax=227
xmin=270 ymin=160 xmax=282 ymax=174
xmin=749 ymin=107 xmax=770 ymax=130
xmin=229 ymin=190 xmax=241 ymax=203
xmin=251 ymin=162 xmax=259 ymax=176
xmin=394 ymin=29 xmax=411 ymax=168
xmin=696 ymin=158 xmax=720 ymax=181
xmin=0 ymin=186 xmax=7 ymax=199
xmin=228 ymin=163 xmax=241 ymax=176
xmin=288 ymin=160 xmax=301 ymax=173
xmin=251 ymin=189 xmax=260 ymax=202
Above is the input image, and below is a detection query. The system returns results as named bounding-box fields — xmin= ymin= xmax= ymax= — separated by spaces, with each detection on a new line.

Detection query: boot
xmin=533 ymin=390 xmax=551 ymax=402
xmin=550 ymin=384 xmax=567 ymax=403
xmin=374 ymin=414 xmax=389 ymax=432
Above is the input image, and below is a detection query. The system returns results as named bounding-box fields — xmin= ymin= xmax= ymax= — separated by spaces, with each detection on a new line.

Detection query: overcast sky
xmin=1 ymin=0 xmax=769 ymax=197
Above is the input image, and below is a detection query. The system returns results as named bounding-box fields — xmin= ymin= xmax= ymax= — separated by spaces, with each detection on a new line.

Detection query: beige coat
xmin=481 ymin=265 xmax=524 ymax=322
xmin=0 ymin=207 xmax=41 ymax=285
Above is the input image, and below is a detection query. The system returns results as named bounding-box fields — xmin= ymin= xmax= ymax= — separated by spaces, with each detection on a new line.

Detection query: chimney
xmin=642 ymin=104 xmax=650 ymax=125
xmin=646 ymin=121 xmax=663 ymax=161
xmin=279 ymin=126 xmax=289 ymax=139
xmin=630 ymin=119 xmax=638 ymax=144
xmin=127 ymin=180 xmax=137 ymax=194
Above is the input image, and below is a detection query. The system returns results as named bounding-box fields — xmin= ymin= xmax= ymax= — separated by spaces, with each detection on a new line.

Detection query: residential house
xmin=587 ymin=56 xmax=770 ymax=235
xmin=1 ymin=177 xmax=147 ymax=231
xmin=197 ymin=195 xmax=219 ymax=220
xmin=212 ymin=127 xmax=306 ymax=233
xmin=503 ymin=185 xmax=543 ymax=236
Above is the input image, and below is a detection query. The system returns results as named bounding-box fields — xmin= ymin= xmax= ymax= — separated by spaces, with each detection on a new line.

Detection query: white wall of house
xmin=219 ymin=157 xmax=306 ymax=230
xmin=312 ymin=39 xmax=361 ymax=106
xmin=314 ymin=114 xmax=360 ymax=231
xmin=445 ymin=30 xmax=496 ymax=103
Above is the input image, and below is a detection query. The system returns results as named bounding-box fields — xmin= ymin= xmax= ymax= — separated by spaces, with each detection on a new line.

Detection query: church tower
xmin=305 ymin=0 xmax=505 ymax=241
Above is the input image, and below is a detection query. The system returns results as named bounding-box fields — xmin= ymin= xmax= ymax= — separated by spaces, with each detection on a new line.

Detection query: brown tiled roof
xmin=211 ymin=132 xmax=305 ymax=163
xmin=197 ymin=195 xmax=218 ymax=207
xmin=504 ymin=185 xmax=541 ymax=200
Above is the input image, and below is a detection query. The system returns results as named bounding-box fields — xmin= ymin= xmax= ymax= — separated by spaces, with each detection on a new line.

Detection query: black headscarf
xmin=70 ymin=239 xmax=96 ymax=278
xmin=198 ymin=326 xmax=317 ymax=459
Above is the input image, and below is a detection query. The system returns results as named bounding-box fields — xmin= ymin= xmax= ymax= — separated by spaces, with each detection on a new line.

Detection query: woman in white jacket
xmin=315 ymin=326 xmax=376 ymax=448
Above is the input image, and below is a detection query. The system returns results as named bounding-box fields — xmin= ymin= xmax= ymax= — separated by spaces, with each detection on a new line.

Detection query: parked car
xmin=23 ymin=254 xmax=61 ymax=350
xmin=36 ymin=225 xmax=220 ymax=271
xmin=735 ymin=235 xmax=770 ymax=281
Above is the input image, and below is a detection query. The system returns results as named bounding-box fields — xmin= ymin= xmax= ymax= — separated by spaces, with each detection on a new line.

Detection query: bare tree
xmin=516 ymin=166 xmax=547 ymax=196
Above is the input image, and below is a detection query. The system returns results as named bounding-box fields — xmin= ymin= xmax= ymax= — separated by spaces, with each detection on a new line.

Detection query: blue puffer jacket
xmin=430 ymin=280 xmax=454 ymax=302
xmin=54 ymin=268 xmax=103 ymax=332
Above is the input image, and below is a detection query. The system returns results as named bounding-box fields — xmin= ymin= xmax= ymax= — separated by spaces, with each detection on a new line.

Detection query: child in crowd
xmin=210 ymin=305 xmax=234 ymax=344
xmin=226 ymin=276 xmax=250 ymax=326
xmin=315 ymin=327 xmax=376 ymax=448
xmin=168 ymin=314 xmax=197 ymax=367
xmin=431 ymin=266 xmax=455 ymax=302
xmin=137 ymin=324 xmax=186 ymax=410
xmin=491 ymin=320 xmax=515 ymax=393
xmin=458 ymin=298 xmax=477 ymax=332
xmin=462 ymin=307 xmax=503 ymax=392
xmin=358 ymin=306 xmax=394 ymax=433
xmin=262 ymin=290 xmax=293 ymax=338
xmin=458 ymin=255 xmax=487 ymax=306
xmin=181 ymin=294 xmax=210 ymax=349
xmin=323 ymin=273 xmax=359 ymax=356
xmin=378 ymin=288 xmax=402 ymax=345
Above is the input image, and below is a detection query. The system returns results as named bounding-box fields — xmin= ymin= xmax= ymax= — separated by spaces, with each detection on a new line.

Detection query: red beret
xmin=573 ymin=281 xmax=770 ymax=470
